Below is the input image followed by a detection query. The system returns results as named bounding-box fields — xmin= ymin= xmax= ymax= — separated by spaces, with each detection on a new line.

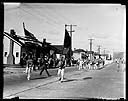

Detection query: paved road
xmin=4 ymin=66 xmax=78 ymax=98
xmin=3 ymin=63 xmax=125 ymax=99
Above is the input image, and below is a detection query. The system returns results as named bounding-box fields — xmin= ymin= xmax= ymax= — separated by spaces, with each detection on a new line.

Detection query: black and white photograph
xmin=3 ymin=3 xmax=126 ymax=99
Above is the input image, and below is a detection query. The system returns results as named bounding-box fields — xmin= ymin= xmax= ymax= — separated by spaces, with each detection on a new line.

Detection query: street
xmin=3 ymin=62 xmax=125 ymax=99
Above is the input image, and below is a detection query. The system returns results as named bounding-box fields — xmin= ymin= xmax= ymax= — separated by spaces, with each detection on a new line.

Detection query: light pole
xmin=103 ymin=48 xmax=106 ymax=60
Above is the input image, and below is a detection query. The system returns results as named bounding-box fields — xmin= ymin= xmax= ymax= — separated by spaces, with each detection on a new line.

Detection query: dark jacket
xmin=57 ymin=59 xmax=66 ymax=69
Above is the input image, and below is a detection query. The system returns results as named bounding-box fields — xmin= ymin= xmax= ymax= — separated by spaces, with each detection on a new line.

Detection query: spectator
xmin=20 ymin=56 xmax=24 ymax=68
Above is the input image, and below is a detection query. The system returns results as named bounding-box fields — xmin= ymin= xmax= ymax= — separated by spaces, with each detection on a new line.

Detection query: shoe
xmin=58 ymin=78 xmax=61 ymax=81
xmin=60 ymin=80 xmax=63 ymax=83
xmin=27 ymin=77 xmax=30 ymax=80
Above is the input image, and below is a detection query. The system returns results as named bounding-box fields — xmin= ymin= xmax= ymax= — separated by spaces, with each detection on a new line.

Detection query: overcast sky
xmin=4 ymin=3 xmax=126 ymax=53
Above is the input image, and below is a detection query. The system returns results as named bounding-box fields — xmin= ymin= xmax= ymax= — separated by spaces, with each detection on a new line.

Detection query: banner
xmin=64 ymin=29 xmax=71 ymax=48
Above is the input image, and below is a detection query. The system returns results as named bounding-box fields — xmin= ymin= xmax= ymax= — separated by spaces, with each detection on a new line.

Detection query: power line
xmin=41 ymin=7 xmax=66 ymax=25
xmin=22 ymin=4 xmax=62 ymax=28
xmin=43 ymin=5 xmax=73 ymax=24
xmin=39 ymin=5 xmax=66 ymax=25
xmin=21 ymin=4 xmax=83 ymax=32
xmin=28 ymin=4 xmax=82 ymax=30
xmin=26 ymin=4 xmax=71 ymax=24
xmin=24 ymin=4 xmax=76 ymax=27
xmin=20 ymin=4 xmax=60 ymax=29
xmin=19 ymin=6 xmax=61 ymax=31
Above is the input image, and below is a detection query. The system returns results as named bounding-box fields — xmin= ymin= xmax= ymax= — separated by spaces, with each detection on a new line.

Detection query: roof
xmin=52 ymin=45 xmax=70 ymax=55
xmin=73 ymin=49 xmax=95 ymax=54
xmin=51 ymin=45 xmax=63 ymax=54
xmin=4 ymin=32 xmax=24 ymax=46
xmin=86 ymin=51 xmax=94 ymax=54
xmin=52 ymin=45 xmax=64 ymax=50
xmin=73 ymin=49 xmax=86 ymax=53
xmin=25 ymin=42 xmax=40 ymax=47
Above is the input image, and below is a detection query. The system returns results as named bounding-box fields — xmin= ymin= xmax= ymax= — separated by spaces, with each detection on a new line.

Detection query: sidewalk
xmin=4 ymin=65 xmax=57 ymax=74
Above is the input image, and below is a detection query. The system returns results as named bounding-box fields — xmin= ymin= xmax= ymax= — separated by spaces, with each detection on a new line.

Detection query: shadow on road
xmin=31 ymin=77 xmax=48 ymax=80
xmin=82 ymin=77 xmax=92 ymax=80
xmin=63 ymin=77 xmax=92 ymax=83
xmin=63 ymin=79 xmax=78 ymax=82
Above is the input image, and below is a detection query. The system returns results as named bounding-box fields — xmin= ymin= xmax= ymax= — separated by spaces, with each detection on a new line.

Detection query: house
xmin=3 ymin=28 xmax=72 ymax=68
xmin=51 ymin=45 xmax=70 ymax=59
xmin=73 ymin=49 xmax=87 ymax=60
xmin=3 ymin=30 xmax=24 ymax=64
xmin=3 ymin=29 xmax=58 ymax=66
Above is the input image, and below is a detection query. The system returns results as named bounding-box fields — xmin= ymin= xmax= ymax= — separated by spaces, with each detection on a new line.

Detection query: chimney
xmin=43 ymin=38 xmax=46 ymax=43
xmin=7 ymin=29 xmax=15 ymax=64
xmin=42 ymin=38 xmax=47 ymax=47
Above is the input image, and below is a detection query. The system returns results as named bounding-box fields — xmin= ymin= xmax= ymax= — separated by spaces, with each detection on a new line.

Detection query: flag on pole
xmin=23 ymin=22 xmax=37 ymax=41
xmin=64 ymin=29 xmax=71 ymax=48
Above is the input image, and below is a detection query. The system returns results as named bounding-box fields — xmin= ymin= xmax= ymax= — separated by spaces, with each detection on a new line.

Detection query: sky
xmin=4 ymin=3 xmax=126 ymax=54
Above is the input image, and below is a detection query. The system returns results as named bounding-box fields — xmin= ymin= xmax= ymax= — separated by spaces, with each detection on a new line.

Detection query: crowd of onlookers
xmin=20 ymin=53 xmax=60 ymax=70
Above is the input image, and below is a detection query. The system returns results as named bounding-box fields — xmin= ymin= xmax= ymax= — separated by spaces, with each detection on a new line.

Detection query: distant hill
xmin=113 ymin=52 xmax=125 ymax=60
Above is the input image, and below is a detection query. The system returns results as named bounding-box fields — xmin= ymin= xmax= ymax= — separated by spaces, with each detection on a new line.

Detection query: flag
xmin=64 ymin=29 xmax=71 ymax=48
xmin=23 ymin=22 xmax=37 ymax=41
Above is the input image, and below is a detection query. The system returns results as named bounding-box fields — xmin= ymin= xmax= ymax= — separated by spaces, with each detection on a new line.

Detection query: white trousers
xmin=57 ymin=68 xmax=64 ymax=81
xmin=26 ymin=66 xmax=32 ymax=80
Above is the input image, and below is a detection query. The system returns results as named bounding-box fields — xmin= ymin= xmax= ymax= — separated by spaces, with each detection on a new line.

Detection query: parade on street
xmin=3 ymin=3 xmax=126 ymax=100
xmin=4 ymin=62 xmax=125 ymax=99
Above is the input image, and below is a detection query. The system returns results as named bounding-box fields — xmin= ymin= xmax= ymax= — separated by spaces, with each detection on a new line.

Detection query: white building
xmin=73 ymin=49 xmax=86 ymax=60
xmin=3 ymin=32 xmax=22 ymax=64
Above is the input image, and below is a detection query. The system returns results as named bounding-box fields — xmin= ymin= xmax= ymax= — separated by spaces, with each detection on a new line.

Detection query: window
xmin=16 ymin=52 xmax=19 ymax=57
xmin=4 ymin=52 xmax=7 ymax=57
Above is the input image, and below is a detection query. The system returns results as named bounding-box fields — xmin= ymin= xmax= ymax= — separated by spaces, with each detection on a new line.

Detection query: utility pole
xmin=103 ymin=48 xmax=106 ymax=59
xmin=88 ymin=38 xmax=94 ymax=60
xmin=88 ymin=38 xmax=94 ymax=52
xmin=97 ymin=45 xmax=101 ymax=54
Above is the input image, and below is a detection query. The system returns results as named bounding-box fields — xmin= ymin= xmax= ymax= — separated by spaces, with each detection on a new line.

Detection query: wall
xmin=3 ymin=36 xmax=21 ymax=64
